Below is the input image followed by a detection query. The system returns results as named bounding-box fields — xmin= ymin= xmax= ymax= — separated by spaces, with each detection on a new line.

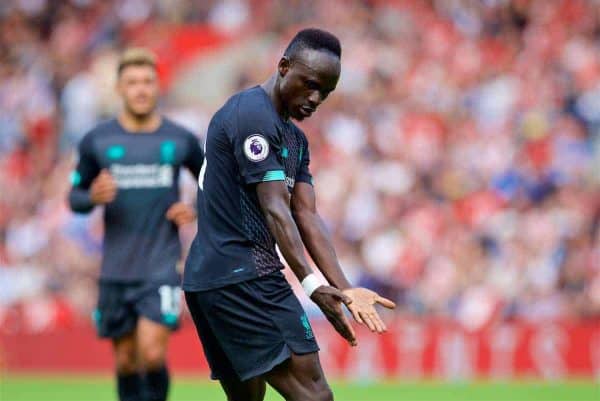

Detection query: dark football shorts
xmin=185 ymin=271 xmax=320 ymax=381
xmin=93 ymin=280 xmax=183 ymax=339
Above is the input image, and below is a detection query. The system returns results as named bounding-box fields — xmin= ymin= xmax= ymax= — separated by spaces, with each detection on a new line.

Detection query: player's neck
xmin=118 ymin=112 xmax=162 ymax=133
xmin=261 ymin=75 xmax=289 ymax=121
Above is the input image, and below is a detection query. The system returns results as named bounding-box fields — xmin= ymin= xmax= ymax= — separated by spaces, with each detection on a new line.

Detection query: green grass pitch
xmin=0 ymin=375 xmax=598 ymax=401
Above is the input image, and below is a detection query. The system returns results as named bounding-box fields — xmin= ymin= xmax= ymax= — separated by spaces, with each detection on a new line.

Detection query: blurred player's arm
xmin=256 ymin=180 xmax=357 ymax=346
xmin=183 ymin=132 xmax=204 ymax=179
xmin=291 ymin=181 xmax=396 ymax=333
xmin=68 ymin=135 xmax=116 ymax=213
xmin=166 ymin=133 xmax=204 ymax=226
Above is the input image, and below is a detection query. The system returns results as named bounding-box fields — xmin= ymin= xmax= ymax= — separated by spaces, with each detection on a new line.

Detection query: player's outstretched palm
xmin=310 ymin=285 xmax=357 ymax=347
xmin=343 ymin=288 xmax=396 ymax=333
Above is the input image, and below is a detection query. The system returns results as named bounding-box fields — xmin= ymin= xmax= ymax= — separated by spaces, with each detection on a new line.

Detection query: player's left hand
xmin=166 ymin=202 xmax=196 ymax=226
xmin=342 ymin=288 xmax=396 ymax=334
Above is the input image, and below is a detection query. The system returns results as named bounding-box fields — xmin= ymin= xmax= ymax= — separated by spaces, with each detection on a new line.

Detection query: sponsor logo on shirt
xmin=109 ymin=164 xmax=173 ymax=189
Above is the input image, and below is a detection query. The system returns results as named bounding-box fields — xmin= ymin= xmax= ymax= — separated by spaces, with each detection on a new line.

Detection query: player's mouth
xmin=299 ymin=106 xmax=315 ymax=117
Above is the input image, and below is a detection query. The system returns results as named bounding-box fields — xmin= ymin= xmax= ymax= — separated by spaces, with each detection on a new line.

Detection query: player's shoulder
xmin=219 ymin=86 xmax=267 ymax=118
xmin=231 ymin=86 xmax=278 ymax=132
xmin=85 ymin=118 xmax=118 ymax=137
xmin=78 ymin=118 xmax=119 ymax=147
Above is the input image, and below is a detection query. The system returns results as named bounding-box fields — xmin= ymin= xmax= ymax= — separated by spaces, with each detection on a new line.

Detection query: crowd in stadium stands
xmin=0 ymin=0 xmax=599 ymax=333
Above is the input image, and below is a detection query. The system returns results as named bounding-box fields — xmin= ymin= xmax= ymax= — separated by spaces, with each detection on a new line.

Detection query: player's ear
xmin=278 ymin=57 xmax=290 ymax=77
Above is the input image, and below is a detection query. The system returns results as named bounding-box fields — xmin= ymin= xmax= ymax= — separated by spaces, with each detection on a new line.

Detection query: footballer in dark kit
xmin=183 ymin=29 xmax=395 ymax=401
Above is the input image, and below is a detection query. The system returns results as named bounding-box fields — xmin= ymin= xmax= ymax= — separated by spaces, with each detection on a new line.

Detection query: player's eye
xmin=305 ymin=80 xmax=320 ymax=90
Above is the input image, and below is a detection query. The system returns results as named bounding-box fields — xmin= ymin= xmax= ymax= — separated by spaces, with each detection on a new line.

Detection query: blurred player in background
xmin=183 ymin=29 xmax=395 ymax=401
xmin=68 ymin=48 xmax=204 ymax=401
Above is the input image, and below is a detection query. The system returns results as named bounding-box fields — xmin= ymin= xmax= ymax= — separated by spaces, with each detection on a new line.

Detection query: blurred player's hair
xmin=284 ymin=28 xmax=341 ymax=60
xmin=117 ymin=48 xmax=157 ymax=75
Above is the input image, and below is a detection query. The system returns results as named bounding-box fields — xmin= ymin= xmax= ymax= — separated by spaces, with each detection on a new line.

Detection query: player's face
xmin=117 ymin=65 xmax=159 ymax=119
xmin=278 ymin=49 xmax=340 ymax=121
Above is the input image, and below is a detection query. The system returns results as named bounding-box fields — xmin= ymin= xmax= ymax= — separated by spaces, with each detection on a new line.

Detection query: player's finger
xmin=330 ymin=306 xmax=356 ymax=346
xmin=341 ymin=313 xmax=357 ymax=346
xmin=97 ymin=182 xmax=117 ymax=193
xmin=371 ymin=312 xmax=386 ymax=333
xmin=376 ymin=296 xmax=396 ymax=309
xmin=166 ymin=206 xmax=178 ymax=219
xmin=98 ymin=169 xmax=114 ymax=182
xmin=167 ymin=204 xmax=186 ymax=218
xmin=374 ymin=312 xmax=387 ymax=332
xmin=359 ymin=311 xmax=377 ymax=332
xmin=336 ymin=313 xmax=357 ymax=346
xmin=96 ymin=187 xmax=115 ymax=199
xmin=177 ymin=213 xmax=193 ymax=225
xmin=103 ymin=192 xmax=117 ymax=202
xmin=364 ymin=308 xmax=385 ymax=332
xmin=349 ymin=305 xmax=364 ymax=325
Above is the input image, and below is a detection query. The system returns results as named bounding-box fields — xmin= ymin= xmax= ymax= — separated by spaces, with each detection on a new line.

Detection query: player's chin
xmin=130 ymin=107 xmax=155 ymax=119
xmin=290 ymin=110 xmax=309 ymax=121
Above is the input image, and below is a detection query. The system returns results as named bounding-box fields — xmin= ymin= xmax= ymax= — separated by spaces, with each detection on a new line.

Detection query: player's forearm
xmin=261 ymin=201 xmax=313 ymax=281
xmin=293 ymin=210 xmax=352 ymax=290
xmin=68 ymin=187 xmax=95 ymax=213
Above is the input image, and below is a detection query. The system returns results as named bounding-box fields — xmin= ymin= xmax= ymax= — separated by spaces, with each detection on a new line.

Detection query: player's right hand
xmin=90 ymin=169 xmax=117 ymax=204
xmin=310 ymin=285 xmax=357 ymax=347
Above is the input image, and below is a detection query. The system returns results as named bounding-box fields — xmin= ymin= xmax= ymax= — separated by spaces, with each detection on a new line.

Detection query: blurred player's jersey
xmin=70 ymin=118 xmax=203 ymax=283
xmin=183 ymin=86 xmax=313 ymax=292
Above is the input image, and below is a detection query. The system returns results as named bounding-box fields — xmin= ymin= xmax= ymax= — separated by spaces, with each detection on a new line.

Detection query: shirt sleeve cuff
xmin=245 ymin=170 xmax=286 ymax=184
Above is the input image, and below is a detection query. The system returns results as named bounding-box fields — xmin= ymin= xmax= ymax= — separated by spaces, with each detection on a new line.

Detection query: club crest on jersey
xmin=244 ymin=135 xmax=269 ymax=162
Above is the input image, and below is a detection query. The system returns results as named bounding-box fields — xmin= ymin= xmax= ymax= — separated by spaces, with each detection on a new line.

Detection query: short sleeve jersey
xmin=70 ymin=118 xmax=204 ymax=283
xmin=182 ymin=86 xmax=313 ymax=292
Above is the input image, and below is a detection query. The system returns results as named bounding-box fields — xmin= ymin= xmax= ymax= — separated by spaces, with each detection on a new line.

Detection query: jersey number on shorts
xmin=158 ymin=285 xmax=182 ymax=318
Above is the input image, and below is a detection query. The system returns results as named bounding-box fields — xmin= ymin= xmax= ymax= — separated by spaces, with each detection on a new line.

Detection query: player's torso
xmin=89 ymin=119 xmax=191 ymax=282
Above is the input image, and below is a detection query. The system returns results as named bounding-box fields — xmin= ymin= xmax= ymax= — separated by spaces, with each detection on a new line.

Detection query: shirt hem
xmin=182 ymin=266 xmax=287 ymax=292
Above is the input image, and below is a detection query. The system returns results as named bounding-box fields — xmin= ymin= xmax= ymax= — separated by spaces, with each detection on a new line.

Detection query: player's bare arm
xmin=291 ymin=181 xmax=396 ymax=334
xmin=166 ymin=131 xmax=204 ymax=227
xmin=256 ymin=180 xmax=357 ymax=346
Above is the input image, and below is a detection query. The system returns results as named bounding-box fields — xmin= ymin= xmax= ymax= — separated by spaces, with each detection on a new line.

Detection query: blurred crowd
xmin=0 ymin=0 xmax=599 ymax=333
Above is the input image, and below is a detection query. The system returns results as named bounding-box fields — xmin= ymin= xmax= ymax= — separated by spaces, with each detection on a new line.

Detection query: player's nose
xmin=307 ymin=90 xmax=322 ymax=107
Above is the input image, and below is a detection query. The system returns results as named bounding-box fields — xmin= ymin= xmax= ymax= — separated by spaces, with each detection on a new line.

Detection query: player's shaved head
xmin=274 ymin=28 xmax=341 ymax=121
xmin=284 ymin=28 xmax=341 ymax=61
